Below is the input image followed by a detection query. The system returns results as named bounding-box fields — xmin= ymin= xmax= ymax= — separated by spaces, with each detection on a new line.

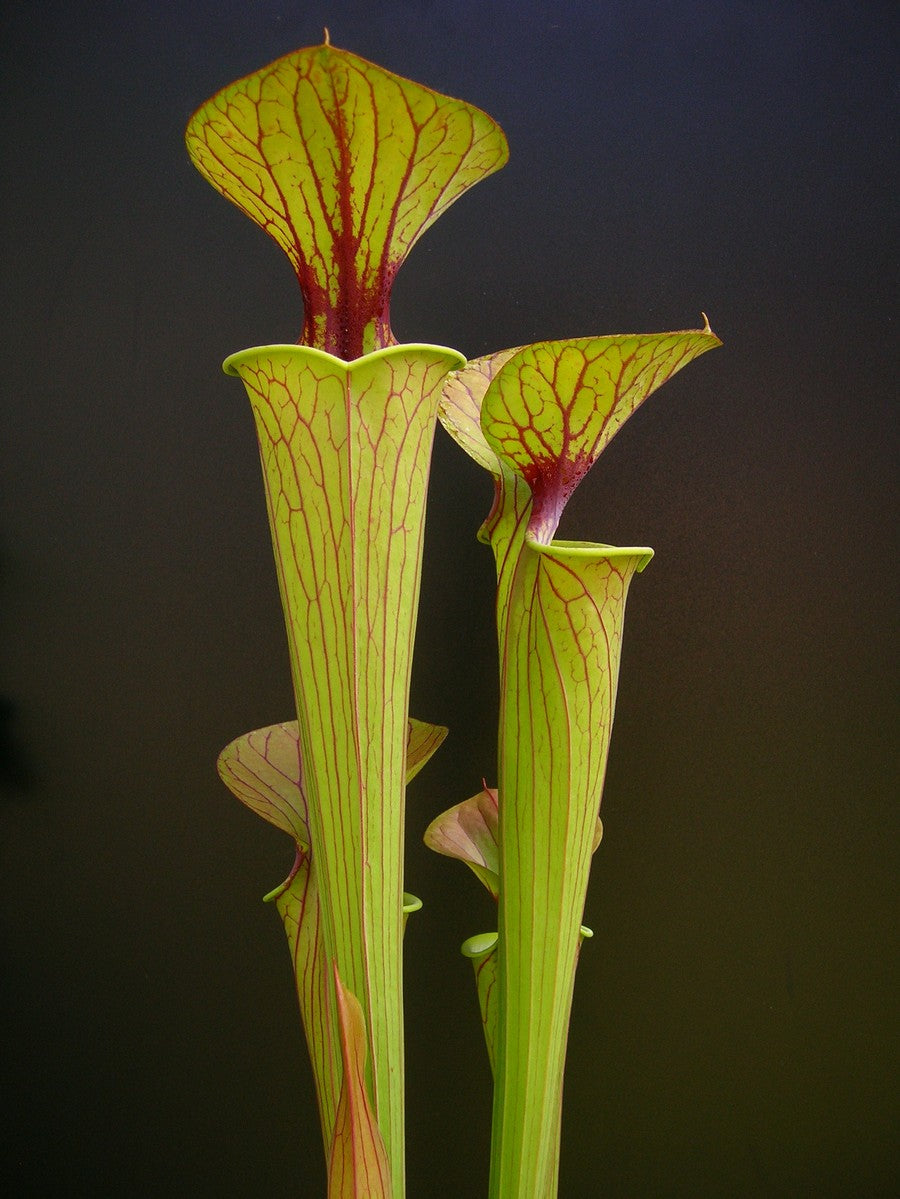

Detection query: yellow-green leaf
xmin=480 ymin=323 xmax=721 ymax=542
xmin=217 ymin=721 xmax=310 ymax=847
xmin=328 ymin=966 xmax=392 ymax=1199
xmin=435 ymin=324 xmax=720 ymax=1197
xmin=217 ymin=715 xmax=443 ymax=1157
xmin=186 ymin=42 xmax=508 ymax=359
xmin=439 ymin=348 xmax=520 ymax=476
xmin=270 ymin=850 xmax=341 ymax=1152
xmin=224 ymin=342 xmax=464 ymax=1192
xmin=425 ymin=785 xmax=602 ymax=902
xmin=404 ymin=718 xmax=449 ymax=785
xmin=217 ymin=717 xmax=447 ymax=851
xmin=489 ymin=540 xmax=652 ymax=1196
xmin=461 ymin=923 xmax=593 ymax=1111
xmin=425 ymin=785 xmax=501 ymax=898
xmin=401 ymin=892 xmax=423 ymax=934
xmin=461 ymin=932 xmax=500 ymax=1073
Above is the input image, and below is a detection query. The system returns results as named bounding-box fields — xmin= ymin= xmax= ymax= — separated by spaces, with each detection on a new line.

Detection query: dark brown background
xmin=1 ymin=1 xmax=896 ymax=1195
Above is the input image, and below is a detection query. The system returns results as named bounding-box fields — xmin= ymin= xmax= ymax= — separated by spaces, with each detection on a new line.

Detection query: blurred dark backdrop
xmin=1 ymin=2 xmax=896 ymax=1195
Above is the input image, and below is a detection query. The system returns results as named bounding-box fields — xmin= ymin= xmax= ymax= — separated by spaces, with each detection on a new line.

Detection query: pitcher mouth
xmin=528 ymin=538 xmax=655 ymax=572
xmin=223 ymin=341 xmax=467 ymax=377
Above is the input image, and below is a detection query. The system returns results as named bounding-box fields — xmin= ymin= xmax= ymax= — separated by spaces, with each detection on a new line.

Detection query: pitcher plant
xmin=187 ymin=32 xmax=720 ymax=1197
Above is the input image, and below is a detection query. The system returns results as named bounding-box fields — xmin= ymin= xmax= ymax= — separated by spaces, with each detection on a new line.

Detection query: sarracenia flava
xmin=187 ymin=35 xmax=720 ymax=1198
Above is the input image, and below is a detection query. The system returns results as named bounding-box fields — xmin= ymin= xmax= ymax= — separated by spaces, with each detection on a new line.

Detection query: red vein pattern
xmin=328 ymin=966 xmax=392 ymax=1198
xmin=217 ymin=720 xmax=309 ymax=844
xmin=222 ymin=341 xmax=463 ymax=1192
xmin=461 ymin=933 xmax=500 ymax=1074
xmin=481 ymin=328 xmax=721 ymax=542
xmin=276 ymin=850 xmax=339 ymax=1151
xmin=217 ymin=716 xmax=446 ymax=847
xmin=217 ymin=716 xmax=447 ymax=1155
xmin=186 ymin=43 xmax=508 ymax=359
xmin=425 ymin=781 xmax=602 ymax=905
xmin=492 ymin=541 xmax=652 ymax=1193
xmin=424 ymin=785 xmax=501 ymax=898
xmin=435 ymin=326 xmax=720 ymax=1195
